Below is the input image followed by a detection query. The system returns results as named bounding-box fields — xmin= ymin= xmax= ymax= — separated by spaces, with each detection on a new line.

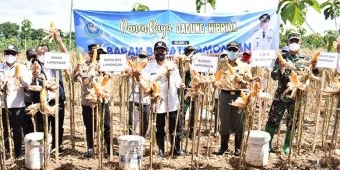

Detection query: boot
xmin=156 ymin=136 xmax=165 ymax=158
xmin=283 ymin=129 xmax=293 ymax=154
xmin=265 ymin=126 xmax=276 ymax=152
xmin=234 ymin=133 xmax=243 ymax=156
xmin=213 ymin=134 xmax=229 ymax=155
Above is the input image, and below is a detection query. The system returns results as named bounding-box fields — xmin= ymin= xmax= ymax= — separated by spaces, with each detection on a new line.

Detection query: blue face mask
xmin=227 ymin=51 xmax=238 ymax=61
xmin=155 ymin=53 xmax=165 ymax=62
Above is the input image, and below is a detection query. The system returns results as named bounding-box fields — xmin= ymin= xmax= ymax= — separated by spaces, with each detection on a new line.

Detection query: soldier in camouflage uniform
xmin=265 ymin=32 xmax=318 ymax=154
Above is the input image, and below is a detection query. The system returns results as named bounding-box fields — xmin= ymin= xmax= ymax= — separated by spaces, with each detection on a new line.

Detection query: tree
xmin=21 ymin=19 xmax=32 ymax=51
xmin=321 ymin=0 xmax=340 ymax=33
xmin=0 ymin=22 xmax=20 ymax=39
xmin=132 ymin=3 xmax=150 ymax=11
xmin=277 ymin=0 xmax=321 ymax=27
xmin=196 ymin=0 xmax=216 ymax=13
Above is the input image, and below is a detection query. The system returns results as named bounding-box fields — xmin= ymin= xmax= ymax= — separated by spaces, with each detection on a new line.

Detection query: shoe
xmin=234 ymin=149 xmax=241 ymax=156
xmin=212 ymin=134 xmax=230 ymax=155
xmin=156 ymin=150 xmax=164 ymax=158
xmin=84 ymin=149 xmax=94 ymax=158
xmin=265 ymin=126 xmax=276 ymax=153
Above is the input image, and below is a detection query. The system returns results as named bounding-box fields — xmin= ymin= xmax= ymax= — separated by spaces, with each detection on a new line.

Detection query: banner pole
xmin=68 ymin=0 xmax=74 ymax=51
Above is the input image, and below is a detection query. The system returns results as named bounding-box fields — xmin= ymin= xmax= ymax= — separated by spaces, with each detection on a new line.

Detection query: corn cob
xmin=240 ymin=91 xmax=248 ymax=103
xmin=310 ymin=51 xmax=320 ymax=63
xmin=101 ymin=76 xmax=110 ymax=86
xmin=289 ymin=70 xmax=298 ymax=86
xmin=215 ymin=69 xmax=224 ymax=81
xmin=14 ymin=64 xmax=20 ymax=77
xmin=138 ymin=59 xmax=148 ymax=71
xmin=277 ymin=52 xmax=286 ymax=64
xmin=91 ymin=49 xmax=97 ymax=63
xmin=226 ymin=62 xmax=235 ymax=75
xmin=127 ymin=59 xmax=134 ymax=68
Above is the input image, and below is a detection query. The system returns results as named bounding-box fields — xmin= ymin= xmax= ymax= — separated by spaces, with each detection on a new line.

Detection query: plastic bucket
xmin=245 ymin=130 xmax=271 ymax=167
xmin=118 ymin=135 xmax=145 ymax=170
xmin=24 ymin=132 xmax=52 ymax=170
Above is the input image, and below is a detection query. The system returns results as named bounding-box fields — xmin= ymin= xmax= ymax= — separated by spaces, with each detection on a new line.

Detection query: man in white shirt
xmin=128 ymin=51 xmax=150 ymax=136
xmin=251 ymin=13 xmax=276 ymax=51
xmin=138 ymin=41 xmax=185 ymax=157
xmin=0 ymin=45 xmax=31 ymax=158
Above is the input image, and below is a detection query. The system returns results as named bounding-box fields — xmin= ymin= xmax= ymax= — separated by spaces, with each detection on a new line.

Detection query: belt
xmin=221 ymin=89 xmax=241 ymax=95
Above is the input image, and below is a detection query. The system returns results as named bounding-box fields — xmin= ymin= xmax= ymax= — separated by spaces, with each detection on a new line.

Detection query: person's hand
xmin=132 ymin=70 xmax=141 ymax=80
xmin=279 ymin=62 xmax=286 ymax=73
xmin=213 ymin=80 xmax=222 ymax=88
xmin=52 ymin=29 xmax=62 ymax=43
xmin=179 ymin=83 xmax=185 ymax=89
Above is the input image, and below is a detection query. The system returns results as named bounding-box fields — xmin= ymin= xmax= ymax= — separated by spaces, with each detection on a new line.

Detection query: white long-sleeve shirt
xmin=141 ymin=61 xmax=181 ymax=113
xmin=0 ymin=62 xmax=31 ymax=108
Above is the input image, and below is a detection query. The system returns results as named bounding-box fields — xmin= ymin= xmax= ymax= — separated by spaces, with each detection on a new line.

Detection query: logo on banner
xmin=84 ymin=22 xmax=102 ymax=38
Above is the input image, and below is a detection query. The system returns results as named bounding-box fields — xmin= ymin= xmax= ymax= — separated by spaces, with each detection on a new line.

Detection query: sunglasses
xmin=228 ymin=48 xmax=238 ymax=52
xmin=4 ymin=51 xmax=18 ymax=56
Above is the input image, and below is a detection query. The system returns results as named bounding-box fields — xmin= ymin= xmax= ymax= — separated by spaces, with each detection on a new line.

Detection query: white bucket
xmin=245 ymin=130 xmax=271 ymax=167
xmin=24 ymin=132 xmax=52 ymax=170
xmin=118 ymin=135 xmax=145 ymax=170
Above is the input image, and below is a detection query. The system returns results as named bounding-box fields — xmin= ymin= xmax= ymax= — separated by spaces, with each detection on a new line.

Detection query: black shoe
xmin=157 ymin=150 xmax=164 ymax=158
xmin=174 ymin=150 xmax=186 ymax=156
xmin=213 ymin=148 xmax=229 ymax=155
xmin=84 ymin=149 xmax=94 ymax=158
xmin=234 ymin=149 xmax=241 ymax=156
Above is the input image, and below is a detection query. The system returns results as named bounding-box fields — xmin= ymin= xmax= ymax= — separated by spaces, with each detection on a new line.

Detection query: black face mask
xmin=155 ymin=53 xmax=165 ymax=62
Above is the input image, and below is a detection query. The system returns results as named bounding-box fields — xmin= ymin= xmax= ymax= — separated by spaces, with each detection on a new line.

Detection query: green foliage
xmin=0 ymin=20 xmax=75 ymax=53
xmin=278 ymin=0 xmax=321 ymax=27
xmin=321 ymin=0 xmax=340 ymax=20
xmin=132 ymin=3 xmax=150 ymax=11
xmin=196 ymin=0 xmax=216 ymax=13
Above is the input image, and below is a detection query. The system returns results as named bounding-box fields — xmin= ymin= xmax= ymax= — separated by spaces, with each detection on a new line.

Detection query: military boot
xmin=265 ymin=126 xmax=276 ymax=152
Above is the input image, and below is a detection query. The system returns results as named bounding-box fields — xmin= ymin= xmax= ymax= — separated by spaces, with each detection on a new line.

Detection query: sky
xmin=0 ymin=0 xmax=337 ymax=35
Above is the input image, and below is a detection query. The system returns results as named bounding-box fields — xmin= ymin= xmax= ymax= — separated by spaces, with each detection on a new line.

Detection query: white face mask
xmin=289 ymin=43 xmax=300 ymax=52
xmin=38 ymin=55 xmax=44 ymax=63
xmin=5 ymin=55 xmax=16 ymax=64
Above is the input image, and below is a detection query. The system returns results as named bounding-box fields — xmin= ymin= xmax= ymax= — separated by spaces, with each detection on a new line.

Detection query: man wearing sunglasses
xmin=213 ymin=41 xmax=252 ymax=156
xmin=128 ymin=50 xmax=150 ymax=137
xmin=265 ymin=32 xmax=318 ymax=154
xmin=0 ymin=45 xmax=31 ymax=159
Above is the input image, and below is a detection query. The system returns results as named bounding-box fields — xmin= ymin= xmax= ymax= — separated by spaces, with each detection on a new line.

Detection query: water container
xmin=118 ymin=135 xmax=145 ymax=170
xmin=24 ymin=132 xmax=52 ymax=170
xmin=245 ymin=130 xmax=271 ymax=167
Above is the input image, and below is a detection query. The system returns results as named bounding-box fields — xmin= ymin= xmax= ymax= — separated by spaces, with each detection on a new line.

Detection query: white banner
xmin=44 ymin=52 xmax=70 ymax=70
xmin=316 ymin=52 xmax=338 ymax=69
xmin=251 ymin=50 xmax=276 ymax=68
xmin=191 ymin=55 xmax=218 ymax=74
xmin=99 ymin=54 xmax=127 ymax=72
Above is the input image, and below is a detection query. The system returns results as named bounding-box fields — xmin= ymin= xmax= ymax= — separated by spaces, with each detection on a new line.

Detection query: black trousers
xmin=128 ymin=102 xmax=150 ymax=136
xmin=82 ymin=104 xmax=111 ymax=150
xmin=36 ymin=99 xmax=65 ymax=149
xmin=156 ymin=111 xmax=183 ymax=140
xmin=2 ymin=107 xmax=25 ymax=158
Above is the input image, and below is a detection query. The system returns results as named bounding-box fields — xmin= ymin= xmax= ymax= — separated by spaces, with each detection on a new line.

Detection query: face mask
xmin=5 ymin=55 xmax=16 ymax=64
xmin=155 ymin=53 xmax=165 ymax=62
xmin=227 ymin=51 xmax=238 ymax=61
xmin=260 ymin=22 xmax=269 ymax=30
xmin=38 ymin=55 xmax=44 ymax=63
xmin=289 ymin=43 xmax=300 ymax=52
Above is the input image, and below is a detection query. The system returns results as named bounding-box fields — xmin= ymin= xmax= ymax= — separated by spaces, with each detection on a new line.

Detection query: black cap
xmin=88 ymin=44 xmax=103 ymax=51
xmin=288 ymin=32 xmax=301 ymax=41
xmin=227 ymin=41 xmax=240 ymax=51
xmin=259 ymin=13 xmax=270 ymax=22
xmin=184 ymin=46 xmax=195 ymax=55
xmin=154 ymin=41 xmax=168 ymax=51
xmin=4 ymin=45 xmax=19 ymax=53
xmin=220 ymin=53 xmax=227 ymax=59
xmin=26 ymin=48 xmax=36 ymax=57
xmin=282 ymin=46 xmax=289 ymax=53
